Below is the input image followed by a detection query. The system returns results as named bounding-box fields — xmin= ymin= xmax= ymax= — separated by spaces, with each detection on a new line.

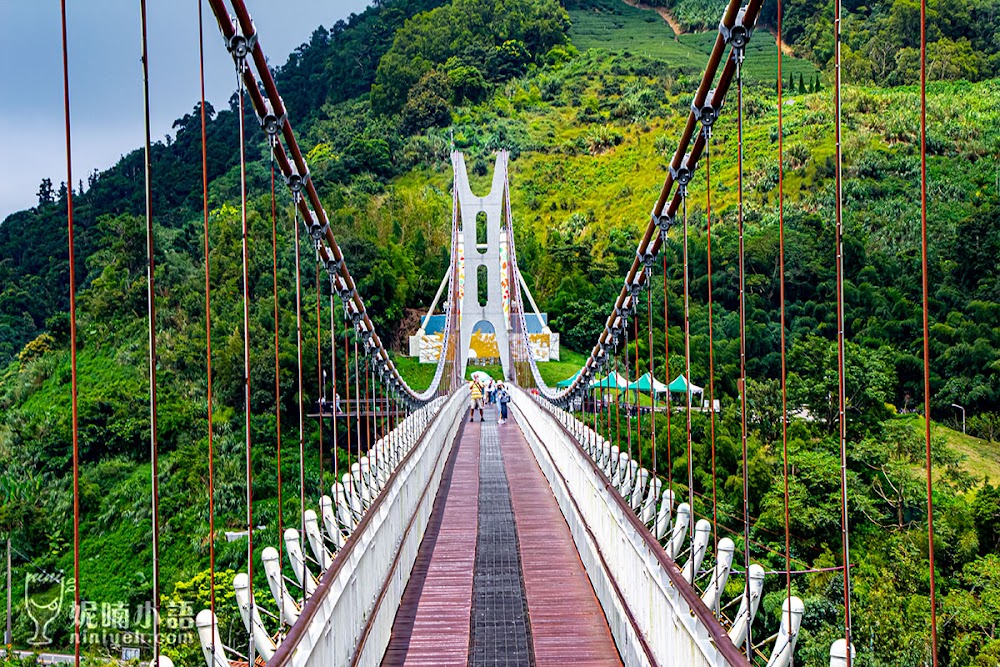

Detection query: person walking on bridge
xmin=497 ymin=382 xmax=511 ymax=424
xmin=469 ymin=377 xmax=485 ymax=422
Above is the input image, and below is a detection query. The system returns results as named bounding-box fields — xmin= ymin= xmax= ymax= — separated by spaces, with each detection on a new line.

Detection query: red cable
xmin=634 ymin=315 xmax=642 ymax=467
xmin=197 ymin=0 xmax=217 ymax=626
xmin=59 ymin=3 xmax=81 ymax=663
xmin=682 ymin=193 xmax=694 ymax=550
xmin=662 ymin=253 xmax=673 ymax=497
xmin=919 ymin=0 xmax=940 ymax=659
xmin=833 ymin=0 xmax=854 ymax=646
xmin=705 ymin=129 xmax=719 ymax=590
xmin=344 ymin=321 xmax=352 ymax=471
xmin=138 ymin=2 xmax=161 ymax=660
xmin=736 ymin=57 xmax=752 ymax=656
xmin=236 ymin=60 xmax=255 ymax=666
xmin=317 ymin=267 xmax=324 ymax=492
xmin=777 ymin=0 xmax=794 ymax=658
xmin=647 ymin=280 xmax=657 ymax=474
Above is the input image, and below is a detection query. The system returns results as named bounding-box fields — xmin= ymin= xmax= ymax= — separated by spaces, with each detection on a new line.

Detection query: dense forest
xmin=1 ymin=0 xmax=1000 ymax=665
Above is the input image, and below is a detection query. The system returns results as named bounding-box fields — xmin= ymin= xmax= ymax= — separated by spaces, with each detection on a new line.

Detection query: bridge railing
xmin=284 ymin=387 xmax=465 ymax=667
xmin=196 ymin=388 xmax=467 ymax=667
xmin=511 ymin=387 xmax=750 ymax=667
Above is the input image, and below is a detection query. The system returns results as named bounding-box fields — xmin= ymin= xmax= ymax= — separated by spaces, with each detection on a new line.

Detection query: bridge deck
xmin=382 ymin=411 xmax=622 ymax=666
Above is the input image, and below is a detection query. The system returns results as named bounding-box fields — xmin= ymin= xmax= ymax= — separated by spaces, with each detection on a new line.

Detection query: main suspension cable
xmin=139 ymin=2 xmax=162 ymax=660
xmin=59 ymin=2 xmax=81 ymax=662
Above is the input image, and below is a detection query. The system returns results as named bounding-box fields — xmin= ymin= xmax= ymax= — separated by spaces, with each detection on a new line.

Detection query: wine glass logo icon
xmin=24 ymin=571 xmax=69 ymax=646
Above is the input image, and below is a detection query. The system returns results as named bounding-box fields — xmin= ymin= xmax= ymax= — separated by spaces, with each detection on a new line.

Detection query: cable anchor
xmin=637 ymin=248 xmax=657 ymax=280
xmin=669 ymin=154 xmax=697 ymax=199
xmin=284 ymin=168 xmax=309 ymax=205
xmin=310 ymin=218 xmax=330 ymax=253
xmin=692 ymin=89 xmax=722 ymax=139
xmin=226 ymin=17 xmax=258 ymax=73
xmin=259 ymin=99 xmax=286 ymax=148
xmin=719 ymin=6 xmax=754 ymax=64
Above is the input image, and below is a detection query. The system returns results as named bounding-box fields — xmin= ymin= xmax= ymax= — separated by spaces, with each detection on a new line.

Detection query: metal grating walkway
xmin=468 ymin=414 xmax=534 ymax=666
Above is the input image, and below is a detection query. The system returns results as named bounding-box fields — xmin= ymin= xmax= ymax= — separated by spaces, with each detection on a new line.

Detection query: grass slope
xmin=568 ymin=0 xmax=818 ymax=84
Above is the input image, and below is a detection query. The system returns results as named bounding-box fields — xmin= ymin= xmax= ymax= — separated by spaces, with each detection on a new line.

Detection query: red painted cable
xmin=919 ymin=0 xmax=940 ymax=659
xmin=662 ymin=253 xmax=673 ymax=499
xmin=647 ymin=278 xmax=657 ymax=475
xmin=59 ymin=3 xmax=81 ymax=662
xmin=293 ymin=201 xmax=307 ymax=596
xmin=705 ymin=128 xmax=719 ymax=595
xmin=138 ymin=2 xmax=161 ymax=660
xmin=317 ymin=266 xmax=324 ymax=492
xmin=833 ymin=0 xmax=854 ymax=646
xmin=330 ymin=294 xmax=339 ymax=482
xmin=344 ymin=320 xmax=352 ymax=471
xmin=682 ymin=190 xmax=696 ymax=555
xmin=235 ymin=59 xmax=255 ymax=666
xmin=736 ymin=57 xmax=752 ymax=656
xmin=197 ymin=0 xmax=217 ymax=626
xmin=777 ymin=0 xmax=794 ymax=658
xmin=634 ymin=315 xmax=642 ymax=467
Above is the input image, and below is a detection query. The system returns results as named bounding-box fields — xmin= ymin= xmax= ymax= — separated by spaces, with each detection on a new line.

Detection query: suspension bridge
xmin=45 ymin=0 xmax=950 ymax=663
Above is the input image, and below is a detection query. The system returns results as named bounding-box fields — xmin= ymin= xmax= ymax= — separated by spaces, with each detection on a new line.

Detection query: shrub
xmin=586 ymin=126 xmax=623 ymax=155
xmin=18 ymin=333 xmax=55 ymax=367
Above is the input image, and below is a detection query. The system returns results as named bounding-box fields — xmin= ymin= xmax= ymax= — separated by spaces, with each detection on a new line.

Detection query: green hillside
xmin=1 ymin=0 xmax=1000 ymax=665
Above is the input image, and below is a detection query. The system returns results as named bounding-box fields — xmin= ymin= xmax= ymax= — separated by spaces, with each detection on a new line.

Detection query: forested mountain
xmin=1 ymin=0 xmax=1000 ymax=665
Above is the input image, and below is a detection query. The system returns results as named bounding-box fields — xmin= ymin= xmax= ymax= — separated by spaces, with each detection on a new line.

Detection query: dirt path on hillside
xmin=620 ymin=0 xmax=685 ymax=36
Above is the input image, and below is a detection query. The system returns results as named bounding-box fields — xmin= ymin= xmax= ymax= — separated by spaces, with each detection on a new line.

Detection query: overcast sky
xmin=0 ymin=0 xmax=372 ymax=221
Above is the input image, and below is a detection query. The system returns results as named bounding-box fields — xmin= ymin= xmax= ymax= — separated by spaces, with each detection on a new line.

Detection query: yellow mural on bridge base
xmin=417 ymin=331 xmax=559 ymax=363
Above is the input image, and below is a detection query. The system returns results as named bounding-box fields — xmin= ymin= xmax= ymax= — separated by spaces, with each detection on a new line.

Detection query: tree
xmin=968 ymin=412 xmax=1000 ymax=443
xmin=400 ymin=70 xmax=453 ymax=135
xmin=973 ymin=481 xmax=1000 ymax=553
xmin=36 ymin=178 xmax=54 ymax=206
xmin=788 ymin=335 xmax=895 ymax=434
xmin=798 ymin=72 xmax=806 ymax=93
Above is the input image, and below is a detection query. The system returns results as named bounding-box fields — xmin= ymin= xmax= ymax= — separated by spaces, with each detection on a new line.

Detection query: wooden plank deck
xmin=501 ymin=421 xmax=624 ymax=667
xmin=381 ymin=420 xmax=480 ymax=667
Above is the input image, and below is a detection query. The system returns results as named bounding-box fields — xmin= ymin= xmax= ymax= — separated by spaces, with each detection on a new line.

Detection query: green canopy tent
xmin=626 ymin=372 xmax=669 ymax=395
xmin=668 ymin=374 xmax=704 ymax=407
xmin=589 ymin=372 xmax=629 ymax=390
xmin=555 ymin=370 xmax=582 ymax=388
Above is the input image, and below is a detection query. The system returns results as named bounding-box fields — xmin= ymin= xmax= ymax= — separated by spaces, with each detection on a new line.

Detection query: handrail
xmin=266 ymin=395 xmax=455 ymax=667
xmin=524 ymin=396 xmax=748 ymax=667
